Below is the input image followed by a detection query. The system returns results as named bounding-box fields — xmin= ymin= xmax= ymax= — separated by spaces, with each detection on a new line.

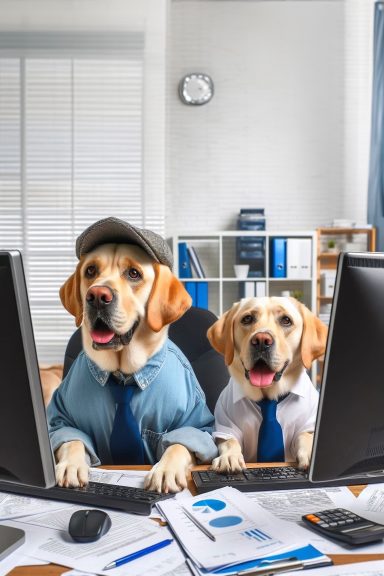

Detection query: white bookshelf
xmin=172 ymin=230 xmax=317 ymax=317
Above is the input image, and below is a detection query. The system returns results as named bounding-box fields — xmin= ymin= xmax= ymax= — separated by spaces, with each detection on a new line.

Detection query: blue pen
xmin=103 ymin=538 xmax=173 ymax=570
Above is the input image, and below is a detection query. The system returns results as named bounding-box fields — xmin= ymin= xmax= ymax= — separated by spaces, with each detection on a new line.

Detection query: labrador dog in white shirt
xmin=207 ymin=297 xmax=328 ymax=472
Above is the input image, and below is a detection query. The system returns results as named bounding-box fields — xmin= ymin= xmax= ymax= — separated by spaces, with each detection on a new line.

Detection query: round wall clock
xmin=178 ymin=73 xmax=214 ymax=105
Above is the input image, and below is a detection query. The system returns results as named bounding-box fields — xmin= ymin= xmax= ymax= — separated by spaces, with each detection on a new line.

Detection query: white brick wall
xmin=166 ymin=0 xmax=347 ymax=236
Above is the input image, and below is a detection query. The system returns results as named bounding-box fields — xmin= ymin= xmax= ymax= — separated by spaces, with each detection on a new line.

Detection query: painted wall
xmin=0 ymin=0 xmax=167 ymax=234
xmin=166 ymin=0 xmax=347 ymax=235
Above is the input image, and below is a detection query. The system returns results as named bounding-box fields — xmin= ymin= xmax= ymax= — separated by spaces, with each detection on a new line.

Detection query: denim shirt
xmin=47 ymin=339 xmax=218 ymax=466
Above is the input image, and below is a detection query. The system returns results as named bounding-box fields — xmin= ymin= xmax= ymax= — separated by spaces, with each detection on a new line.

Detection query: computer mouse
xmin=68 ymin=509 xmax=112 ymax=543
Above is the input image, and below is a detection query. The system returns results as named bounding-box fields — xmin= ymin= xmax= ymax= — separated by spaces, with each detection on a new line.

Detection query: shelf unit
xmin=172 ymin=230 xmax=317 ymax=317
xmin=316 ymin=227 xmax=376 ymax=319
xmin=316 ymin=226 xmax=376 ymax=384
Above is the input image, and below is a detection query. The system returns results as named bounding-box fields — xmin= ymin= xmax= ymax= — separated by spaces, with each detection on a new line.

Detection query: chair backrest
xmin=63 ymin=306 xmax=229 ymax=413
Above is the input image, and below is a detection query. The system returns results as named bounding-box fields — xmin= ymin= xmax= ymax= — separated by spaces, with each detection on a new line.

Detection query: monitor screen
xmin=0 ymin=251 xmax=56 ymax=488
xmin=310 ymin=251 xmax=384 ymax=483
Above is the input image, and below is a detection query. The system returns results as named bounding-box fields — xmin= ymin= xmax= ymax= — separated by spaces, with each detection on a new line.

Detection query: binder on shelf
xmin=184 ymin=282 xmax=196 ymax=306
xmin=287 ymin=238 xmax=312 ymax=279
xmin=255 ymin=281 xmax=266 ymax=297
xmin=244 ymin=281 xmax=255 ymax=298
xmin=188 ymin=246 xmax=205 ymax=278
xmin=298 ymin=238 xmax=312 ymax=279
xmin=184 ymin=281 xmax=209 ymax=309
xmin=178 ymin=242 xmax=192 ymax=278
xmin=270 ymin=238 xmax=286 ymax=278
xmin=196 ymin=282 xmax=209 ymax=309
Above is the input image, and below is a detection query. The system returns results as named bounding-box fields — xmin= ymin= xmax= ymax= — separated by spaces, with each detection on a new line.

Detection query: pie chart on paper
xmin=192 ymin=499 xmax=226 ymax=513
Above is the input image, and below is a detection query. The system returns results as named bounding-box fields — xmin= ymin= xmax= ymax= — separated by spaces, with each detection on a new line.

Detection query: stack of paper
xmin=157 ymin=487 xmax=331 ymax=575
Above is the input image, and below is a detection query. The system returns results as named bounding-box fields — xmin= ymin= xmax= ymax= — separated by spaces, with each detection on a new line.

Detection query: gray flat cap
xmin=76 ymin=217 xmax=173 ymax=269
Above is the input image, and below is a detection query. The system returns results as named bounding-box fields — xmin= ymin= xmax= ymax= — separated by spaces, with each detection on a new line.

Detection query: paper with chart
xmin=157 ymin=486 xmax=301 ymax=571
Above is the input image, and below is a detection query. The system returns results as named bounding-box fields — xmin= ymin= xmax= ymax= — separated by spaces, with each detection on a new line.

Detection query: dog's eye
xmin=127 ymin=267 xmax=142 ymax=281
xmin=241 ymin=314 xmax=254 ymax=325
xmin=85 ymin=265 xmax=97 ymax=279
xmin=280 ymin=316 xmax=292 ymax=327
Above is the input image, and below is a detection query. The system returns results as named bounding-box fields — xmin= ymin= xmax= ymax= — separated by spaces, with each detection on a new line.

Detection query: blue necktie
xmin=109 ymin=377 xmax=145 ymax=465
xmin=257 ymin=398 xmax=285 ymax=462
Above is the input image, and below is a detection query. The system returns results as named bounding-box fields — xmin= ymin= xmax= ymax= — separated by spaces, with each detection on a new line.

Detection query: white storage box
xmin=321 ymin=270 xmax=337 ymax=297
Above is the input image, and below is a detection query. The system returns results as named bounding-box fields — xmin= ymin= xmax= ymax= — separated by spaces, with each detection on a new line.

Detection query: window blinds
xmin=0 ymin=33 xmax=151 ymax=364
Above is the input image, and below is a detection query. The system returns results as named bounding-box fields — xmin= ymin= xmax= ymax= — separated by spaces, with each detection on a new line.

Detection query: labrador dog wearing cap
xmin=48 ymin=217 xmax=216 ymax=493
xmin=207 ymin=297 xmax=327 ymax=473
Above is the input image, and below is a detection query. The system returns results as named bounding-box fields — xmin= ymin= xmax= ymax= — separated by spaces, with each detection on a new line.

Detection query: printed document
xmin=157 ymin=487 xmax=304 ymax=571
xmin=247 ymin=486 xmax=384 ymax=555
xmin=8 ymin=505 xmax=185 ymax=576
xmin=354 ymin=483 xmax=384 ymax=523
xmin=0 ymin=491 xmax=71 ymax=520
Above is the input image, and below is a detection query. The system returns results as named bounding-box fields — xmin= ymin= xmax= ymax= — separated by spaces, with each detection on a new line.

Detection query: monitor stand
xmin=0 ymin=525 xmax=25 ymax=561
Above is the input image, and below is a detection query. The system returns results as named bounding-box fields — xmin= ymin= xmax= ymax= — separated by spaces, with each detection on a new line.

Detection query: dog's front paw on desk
xmin=295 ymin=431 xmax=313 ymax=470
xmin=144 ymin=444 xmax=193 ymax=493
xmin=55 ymin=440 xmax=89 ymax=488
xmin=211 ymin=438 xmax=246 ymax=474
xmin=211 ymin=454 xmax=245 ymax=474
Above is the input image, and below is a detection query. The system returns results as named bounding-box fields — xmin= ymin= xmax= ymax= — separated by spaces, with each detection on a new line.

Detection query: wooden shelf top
xmin=317 ymin=227 xmax=374 ymax=235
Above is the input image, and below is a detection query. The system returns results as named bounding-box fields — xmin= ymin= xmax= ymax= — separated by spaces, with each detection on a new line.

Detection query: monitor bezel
xmin=0 ymin=250 xmax=56 ymax=488
xmin=309 ymin=251 xmax=384 ymax=483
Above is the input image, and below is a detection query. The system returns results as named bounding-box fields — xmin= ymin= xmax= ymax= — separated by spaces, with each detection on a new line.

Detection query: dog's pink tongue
xmin=249 ymin=365 xmax=275 ymax=388
xmin=91 ymin=329 xmax=115 ymax=344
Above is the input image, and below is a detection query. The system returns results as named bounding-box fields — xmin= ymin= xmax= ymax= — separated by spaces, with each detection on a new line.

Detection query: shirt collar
xmin=85 ymin=340 xmax=168 ymax=390
xmin=231 ymin=368 xmax=311 ymax=403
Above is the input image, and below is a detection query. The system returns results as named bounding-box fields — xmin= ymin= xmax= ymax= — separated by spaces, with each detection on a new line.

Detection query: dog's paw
xmin=144 ymin=462 xmax=187 ymax=493
xmin=144 ymin=444 xmax=192 ymax=493
xmin=55 ymin=441 xmax=89 ymax=488
xmin=211 ymin=453 xmax=245 ymax=474
xmin=295 ymin=432 xmax=313 ymax=470
xmin=296 ymin=448 xmax=311 ymax=470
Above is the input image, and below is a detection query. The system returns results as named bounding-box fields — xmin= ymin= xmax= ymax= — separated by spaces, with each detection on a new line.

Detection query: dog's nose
xmin=86 ymin=285 xmax=114 ymax=308
xmin=251 ymin=332 xmax=274 ymax=351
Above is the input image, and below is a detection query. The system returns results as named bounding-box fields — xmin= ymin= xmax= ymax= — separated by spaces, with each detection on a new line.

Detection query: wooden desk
xmin=9 ymin=465 xmax=384 ymax=575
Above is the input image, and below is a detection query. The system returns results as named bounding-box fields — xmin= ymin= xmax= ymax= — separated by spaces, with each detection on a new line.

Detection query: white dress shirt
xmin=213 ymin=370 xmax=319 ymax=462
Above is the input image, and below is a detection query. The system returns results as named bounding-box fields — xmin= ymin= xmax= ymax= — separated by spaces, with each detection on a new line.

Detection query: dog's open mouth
xmin=90 ymin=319 xmax=139 ymax=350
xmin=245 ymin=359 xmax=289 ymax=388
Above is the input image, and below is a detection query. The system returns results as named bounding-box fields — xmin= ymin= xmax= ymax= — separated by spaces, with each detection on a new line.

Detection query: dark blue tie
xmin=257 ymin=398 xmax=285 ymax=462
xmin=109 ymin=377 xmax=145 ymax=465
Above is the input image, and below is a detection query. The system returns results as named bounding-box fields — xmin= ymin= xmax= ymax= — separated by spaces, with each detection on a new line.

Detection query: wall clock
xmin=178 ymin=73 xmax=214 ymax=105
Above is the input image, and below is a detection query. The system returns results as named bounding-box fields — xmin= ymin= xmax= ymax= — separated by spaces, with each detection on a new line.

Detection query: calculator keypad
xmin=302 ymin=507 xmax=384 ymax=545
xmin=305 ymin=508 xmax=364 ymax=529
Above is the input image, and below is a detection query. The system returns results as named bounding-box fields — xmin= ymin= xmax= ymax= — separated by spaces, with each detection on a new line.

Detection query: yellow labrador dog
xmin=48 ymin=217 xmax=216 ymax=493
xmin=207 ymin=296 xmax=328 ymax=472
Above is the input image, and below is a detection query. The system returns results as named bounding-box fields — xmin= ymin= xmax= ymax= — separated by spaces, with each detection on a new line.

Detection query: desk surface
xmin=9 ymin=464 xmax=384 ymax=575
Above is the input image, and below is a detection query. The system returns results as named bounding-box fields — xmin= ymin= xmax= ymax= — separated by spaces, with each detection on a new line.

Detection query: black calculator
xmin=302 ymin=508 xmax=384 ymax=546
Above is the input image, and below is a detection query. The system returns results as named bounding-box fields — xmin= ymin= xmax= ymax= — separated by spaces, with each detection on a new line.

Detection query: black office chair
xmin=63 ymin=306 xmax=229 ymax=413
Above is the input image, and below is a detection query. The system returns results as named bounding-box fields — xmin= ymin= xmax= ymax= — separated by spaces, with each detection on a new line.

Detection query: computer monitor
xmin=310 ymin=251 xmax=384 ymax=483
xmin=0 ymin=250 xmax=56 ymax=488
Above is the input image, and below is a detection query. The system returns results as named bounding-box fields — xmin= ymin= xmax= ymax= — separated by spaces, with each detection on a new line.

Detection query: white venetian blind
xmin=0 ymin=32 xmax=153 ymax=364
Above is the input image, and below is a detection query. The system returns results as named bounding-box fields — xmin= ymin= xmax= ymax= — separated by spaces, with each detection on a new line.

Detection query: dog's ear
xmin=207 ymin=303 xmax=240 ymax=366
xmin=60 ymin=263 xmax=83 ymax=328
xmin=297 ymin=301 xmax=328 ymax=369
xmin=146 ymin=263 xmax=192 ymax=332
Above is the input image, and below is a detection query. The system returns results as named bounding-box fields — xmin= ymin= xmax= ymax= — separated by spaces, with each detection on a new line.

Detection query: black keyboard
xmin=192 ymin=466 xmax=384 ymax=494
xmin=0 ymin=480 xmax=173 ymax=515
